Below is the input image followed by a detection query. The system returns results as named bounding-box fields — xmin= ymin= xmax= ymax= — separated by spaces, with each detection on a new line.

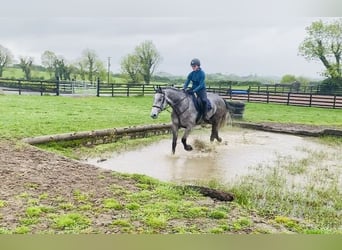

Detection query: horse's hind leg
xmin=181 ymin=127 xmax=193 ymax=151
xmin=210 ymin=122 xmax=222 ymax=142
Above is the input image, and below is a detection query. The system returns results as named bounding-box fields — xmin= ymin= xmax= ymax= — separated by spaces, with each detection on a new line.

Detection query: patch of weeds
xmin=17 ymin=192 xmax=30 ymax=199
xmin=59 ymin=202 xmax=75 ymax=211
xmin=209 ymin=227 xmax=225 ymax=234
xmin=154 ymin=185 xmax=186 ymax=201
xmin=13 ymin=226 xmax=30 ymax=234
xmin=26 ymin=206 xmax=43 ymax=217
xmin=183 ymin=206 xmax=208 ymax=218
xmin=282 ymin=157 xmax=309 ymax=175
xmin=19 ymin=217 xmax=39 ymax=226
xmin=126 ymin=202 xmax=140 ymax=211
xmin=209 ymin=210 xmax=227 ymax=219
xmin=232 ymin=217 xmax=253 ymax=231
xmin=103 ymin=198 xmax=123 ymax=210
xmin=144 ymin=214 xmax=167 ymax=229
xmin=131 ymin=174 xmax=160 ymax=187
xmin=24 ymin=182 xmax=40 ymax=189
xmin=79 ymin=204 xmax=92 ymax=211
xmin=28 ymin=198 xmax=40 ymax=206
xmin=0 ymin=228 xmax=11 ymax=234
xmin=38 ymin=193 xmax=49 ymax=200
xmin=274 ymin=216 xmax=303 ymax=232
xmin=173 ymin=225 xmax=201 ymax=234
xmin=111 ymin=219 xmax=133 ymax=232
xmin=73 ymin=190 xmax=90 ymax=204
xmin=0 ymin=200 xmax=7 ymax=208
xmin=109 ymin=184 xmax=128 ymax=196
xmin=53 ymin=213 xmax=91 ymax=231
xmin=97 ymin=174 xmax=106 ymax=180
xmin=128 ymin=190 xmax=154 ymax=203
xmin=317 ymin=136 xmax=342 ymax=146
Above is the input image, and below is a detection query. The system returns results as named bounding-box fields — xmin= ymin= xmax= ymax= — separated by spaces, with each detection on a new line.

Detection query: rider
xmin=182 ymin=58 xmax=211 ymax=121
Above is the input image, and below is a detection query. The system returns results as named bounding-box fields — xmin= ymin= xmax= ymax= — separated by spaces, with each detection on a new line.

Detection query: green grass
xmin=0 ymin=94 xmax=341 ymax=234
xmin=0 ymin=95 xmax=341 ymax=140
xmin=243 ymin=102 xmax=342 ymax=127
xmin=0 ymin=95 xmax=170 ymax=139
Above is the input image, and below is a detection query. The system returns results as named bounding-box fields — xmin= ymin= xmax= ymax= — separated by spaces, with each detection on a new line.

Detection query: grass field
xmin=0 ymin=94 xmax=341 ymax=234
xmin=0 ymin=94 xmax=341 ymax=139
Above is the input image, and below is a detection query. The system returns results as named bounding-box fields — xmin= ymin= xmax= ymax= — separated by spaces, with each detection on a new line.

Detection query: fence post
xmin=333 ymin=95 xmax=336 ymax=108
xmin=309 ymin=94 xmax=312 ymax=107
xmin=142 ymin=84 xmax=145 ymax=96
xmin=56 ymin=77 xmax=60 ymax=96
xmin=266 ymin=91 xmax=269 ymax=103
xmin=18 ymin=80 xmax=22 ymax=95
xmin=111 ymin=84 xmax=114 ymax=97
xmin=40 ymin=81 xmax=43 ymax=96
xmin=287 ymin=92 xmax=290 ymax=105
xmin=96 ymin=78 xmax=100 ymax=97
xmin=127 ymin=84 xmax=130 ymax=97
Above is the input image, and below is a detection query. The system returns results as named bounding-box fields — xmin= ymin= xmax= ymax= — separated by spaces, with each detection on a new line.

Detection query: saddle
xmin=189 ymin=93 xmax=212 ymax=123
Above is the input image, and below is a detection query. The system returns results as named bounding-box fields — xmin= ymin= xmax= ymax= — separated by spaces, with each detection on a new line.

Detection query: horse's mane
xmin=155 ymin=86 xmax=182 ymax=93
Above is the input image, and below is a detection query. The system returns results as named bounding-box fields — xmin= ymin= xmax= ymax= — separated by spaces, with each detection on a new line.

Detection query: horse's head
xmin=150 ymin=87 xmax=167 ymax=119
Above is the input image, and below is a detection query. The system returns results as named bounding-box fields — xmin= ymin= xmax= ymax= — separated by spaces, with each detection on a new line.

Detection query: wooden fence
xmin=96 ymin=83 xmax=155 ymax=97
xmin=222 ymin=91 xmax=342 ymax=109
xmin=1 ymin=78 xmax=341 ymax=109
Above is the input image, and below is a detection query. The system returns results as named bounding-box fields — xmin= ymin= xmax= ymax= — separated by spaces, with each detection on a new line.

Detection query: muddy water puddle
xmin=84 ymin=128 xmax=339 ymax=185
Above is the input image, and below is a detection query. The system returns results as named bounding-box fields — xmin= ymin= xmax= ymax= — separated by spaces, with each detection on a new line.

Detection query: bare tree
xmin=18 ymin=56 xmax=34 ymax=80
xmin=0 ymin=45 xmax=14 ymax=77
xmin=41 ymin=50 xmax=57 ymax=79
xmin=80 ymin=49 xmax=105 ymax=83
xmin=120 ymin=54 xmax=142 ymax=83
xmin=134 ymin=40 xmax=162 ymax=84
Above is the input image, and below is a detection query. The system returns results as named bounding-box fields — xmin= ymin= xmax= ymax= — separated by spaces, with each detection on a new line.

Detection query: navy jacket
xmin=183 ymin=68 xmax=206 ymax=93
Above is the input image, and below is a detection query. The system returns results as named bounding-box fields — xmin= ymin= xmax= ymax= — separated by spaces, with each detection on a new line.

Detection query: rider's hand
xmin=187 ymin=89 xmax=193 ymax=95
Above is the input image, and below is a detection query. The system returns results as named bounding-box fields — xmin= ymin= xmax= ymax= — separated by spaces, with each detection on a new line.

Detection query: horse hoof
xmin=217 ymin=137 xmax=222 ymax=142
xmin=185 ymin=145 xmax=193 ymax=151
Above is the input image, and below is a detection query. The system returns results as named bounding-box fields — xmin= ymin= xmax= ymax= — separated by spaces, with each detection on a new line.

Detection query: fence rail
xmin=1 ymin=78 xmax=341 ymax=109
xmin=223 ymin=92 xmax=342 ymax=108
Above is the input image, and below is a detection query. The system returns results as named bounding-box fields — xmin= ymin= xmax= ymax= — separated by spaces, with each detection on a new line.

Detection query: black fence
xmin=1 ymin=78 xmax=341 ymax=109
xmin=96 ymin=82 xmax=155 ymax=97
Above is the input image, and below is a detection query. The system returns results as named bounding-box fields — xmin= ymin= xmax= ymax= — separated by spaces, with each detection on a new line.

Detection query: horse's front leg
xmin=171 ymin=125 xmax=178 ymax=154
xmin=181 ymin=127 xmax=193 ymax=151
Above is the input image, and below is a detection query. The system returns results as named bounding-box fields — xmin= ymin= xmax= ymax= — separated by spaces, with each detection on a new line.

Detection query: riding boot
xmin=203 ymin=107 xmax=209 ymax=122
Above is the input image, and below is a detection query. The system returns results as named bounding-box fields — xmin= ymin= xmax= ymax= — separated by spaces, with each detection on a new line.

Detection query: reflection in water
xmin=84 ymin=128 xmax=331 ymax=185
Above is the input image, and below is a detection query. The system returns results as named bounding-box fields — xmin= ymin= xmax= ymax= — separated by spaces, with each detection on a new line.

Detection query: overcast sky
xmin=1 ymin=0 xmax=341 ymax=79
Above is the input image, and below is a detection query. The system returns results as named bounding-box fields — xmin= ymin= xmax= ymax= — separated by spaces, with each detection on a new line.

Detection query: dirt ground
xmin=0 ymin=123 xmax=340 ymax=233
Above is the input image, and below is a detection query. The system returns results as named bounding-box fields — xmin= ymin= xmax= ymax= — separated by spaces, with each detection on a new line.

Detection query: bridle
xmin=152 ymin=88 xmax=189 ymax=116
xmin=152 ymin=91 xmax=167 ymax=111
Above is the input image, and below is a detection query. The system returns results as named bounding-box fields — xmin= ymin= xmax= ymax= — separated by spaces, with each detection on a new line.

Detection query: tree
xmin=120 ymin=54 xmax=142 ymax=83
xmin=41 ymin=50 xmax=57 ymax=79
xmin=134 ymin=40 xmax=162 ymax=84
xmin=280 ymin=74 xmax=296 ymax=83
xmin=18 ymin=56 xmax=33 ymax=80
xmin=299 ymin=19 xmax=342 ymax=80
xmin=80 ymin=49 xmax=105 ymax=83
xmin=0 ymin=45 xmax=14 ymax=77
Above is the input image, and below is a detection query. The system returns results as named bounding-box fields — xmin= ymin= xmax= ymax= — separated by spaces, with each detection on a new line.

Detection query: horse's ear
xmin=155 ymin=85 xmax=162 ymax=93
xmin=153 ymin=85 xmax=160 ymax=93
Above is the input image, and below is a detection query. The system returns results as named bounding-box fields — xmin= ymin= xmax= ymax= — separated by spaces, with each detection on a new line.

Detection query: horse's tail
xmin=220 ymin=100 xmax=233 ymax=127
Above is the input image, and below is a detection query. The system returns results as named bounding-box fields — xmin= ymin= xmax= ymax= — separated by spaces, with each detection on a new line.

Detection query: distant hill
xmin=155 ymin=71 xmax=281 ymax=84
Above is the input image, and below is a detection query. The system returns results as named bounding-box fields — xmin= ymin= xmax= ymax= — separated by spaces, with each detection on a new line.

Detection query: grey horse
xmin=150 ymin=86 xmax=230 ymax=154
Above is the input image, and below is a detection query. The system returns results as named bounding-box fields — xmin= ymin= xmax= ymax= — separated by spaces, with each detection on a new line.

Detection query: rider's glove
xmin=186 ymin=89 xmax=194 ymax=95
